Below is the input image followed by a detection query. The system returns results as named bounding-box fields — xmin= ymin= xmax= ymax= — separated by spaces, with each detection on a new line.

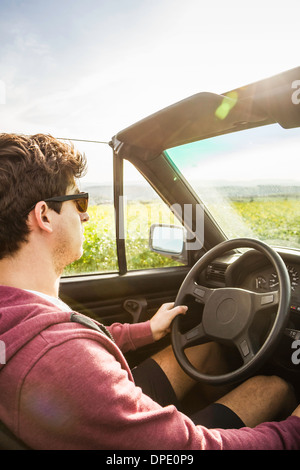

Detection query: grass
xmin=232 ymin=199 xmax=300 ymax=247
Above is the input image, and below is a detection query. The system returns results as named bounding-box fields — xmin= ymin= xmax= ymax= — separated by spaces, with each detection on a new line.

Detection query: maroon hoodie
xmin=0 ymin=285 xmax=299 ymax=450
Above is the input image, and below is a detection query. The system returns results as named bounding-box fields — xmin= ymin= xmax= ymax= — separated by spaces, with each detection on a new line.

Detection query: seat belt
xmin=0 ymin=420 xmax=30 ymax=450
xmin=70 ymin=312 xmax=115 ymax=342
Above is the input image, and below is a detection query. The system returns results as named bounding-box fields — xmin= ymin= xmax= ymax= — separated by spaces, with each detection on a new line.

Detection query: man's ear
xmin=32 ymin=201 xmax=54 ymax=234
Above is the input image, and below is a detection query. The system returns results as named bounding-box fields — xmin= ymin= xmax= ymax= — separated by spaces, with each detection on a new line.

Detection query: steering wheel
xmin=171 ymin=238 xmax=291 ymax=385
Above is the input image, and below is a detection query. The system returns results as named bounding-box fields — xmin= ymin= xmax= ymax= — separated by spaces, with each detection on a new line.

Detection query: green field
xmin=232 ymin=199 xmax=300 ymax=246
xmin=64 ymin=198 xmax=300 ymax=276
xmin=64 ymin=202 xmax=182 ymax=275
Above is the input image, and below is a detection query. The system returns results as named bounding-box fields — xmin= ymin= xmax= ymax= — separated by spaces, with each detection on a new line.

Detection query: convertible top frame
xmin=111 ymin=66 xmax=300 ymax=161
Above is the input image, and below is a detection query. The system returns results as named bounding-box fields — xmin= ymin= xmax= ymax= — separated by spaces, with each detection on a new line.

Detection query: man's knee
xmin=243 ymin=374 xmax=297 ymax=417
xmin=264 ymin=374 xmax=294 ymax=398
xmin=216 ymin=374 xmax=296 ymax=427
xmin=246 ymin=375 xmax=294 ymax=397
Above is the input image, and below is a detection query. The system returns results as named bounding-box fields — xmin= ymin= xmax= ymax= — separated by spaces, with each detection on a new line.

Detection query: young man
xmin=0 ymin=133 xmax=299 ymax=450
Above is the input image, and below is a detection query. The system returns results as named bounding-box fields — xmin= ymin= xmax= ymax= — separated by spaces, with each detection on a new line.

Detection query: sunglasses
xmin=28 ymin=192 xmax=89 ymax=214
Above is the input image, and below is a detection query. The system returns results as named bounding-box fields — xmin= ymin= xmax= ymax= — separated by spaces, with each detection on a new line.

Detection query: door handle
xmin=123 ymin=297 xmax=148 ymax=323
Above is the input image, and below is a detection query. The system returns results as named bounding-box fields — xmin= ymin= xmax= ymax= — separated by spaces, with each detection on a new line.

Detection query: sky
xmin=168 ymin=124 xmax=300 ymax=183
xmin=0 ymin=0 xmax=299 ymax=145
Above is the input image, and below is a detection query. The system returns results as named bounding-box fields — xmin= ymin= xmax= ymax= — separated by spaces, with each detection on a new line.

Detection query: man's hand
xmin=150 ymin=302 xmax=188 ymax=341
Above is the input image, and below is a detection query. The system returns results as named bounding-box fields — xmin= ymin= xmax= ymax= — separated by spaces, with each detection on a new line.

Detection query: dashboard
xmin=204 ymin=248 xmax=300 ymax=315
xmin=234 ymin=254 xmax=300 ymax=320
xmin=244 ymin=262 xmax=300 ymax=314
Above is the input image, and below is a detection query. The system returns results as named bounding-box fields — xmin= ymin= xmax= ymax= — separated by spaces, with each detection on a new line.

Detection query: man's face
xmin=51 ymin=185 xmax=89 ymax=275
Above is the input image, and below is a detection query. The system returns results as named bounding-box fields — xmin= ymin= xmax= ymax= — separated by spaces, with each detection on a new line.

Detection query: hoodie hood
xmin=0 ymin=286 xmax=72 ymax=371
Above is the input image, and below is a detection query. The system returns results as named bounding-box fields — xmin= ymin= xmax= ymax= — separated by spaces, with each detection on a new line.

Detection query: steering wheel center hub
xmin=216 ymin=298 xmax=237 ymax=324
xmin=203 ymin=289 xmax=252 ymax=340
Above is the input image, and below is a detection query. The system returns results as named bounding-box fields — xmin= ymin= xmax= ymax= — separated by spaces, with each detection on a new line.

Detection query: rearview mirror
xmin=149 ymin=224 xmax=187 ymax=262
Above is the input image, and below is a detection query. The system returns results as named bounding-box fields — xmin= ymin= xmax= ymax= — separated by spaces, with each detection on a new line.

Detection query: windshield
xmin=166 ymin=124 xmax=300 ymax=250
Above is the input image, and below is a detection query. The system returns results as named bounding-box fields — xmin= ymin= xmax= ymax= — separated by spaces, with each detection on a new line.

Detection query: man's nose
xmin=81 ymin=211 xmax=89 ymax=223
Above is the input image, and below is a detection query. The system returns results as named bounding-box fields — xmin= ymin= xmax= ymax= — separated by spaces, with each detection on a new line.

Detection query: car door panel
xmin=60 ymin=267 xmax=189 ymax=326
xmin=60 ymin=267 xmax=189 ymax=365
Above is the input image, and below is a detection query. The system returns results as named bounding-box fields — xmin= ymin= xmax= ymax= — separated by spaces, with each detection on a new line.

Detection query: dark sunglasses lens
xmin=75 ymin=197 xmax=88 ymax=213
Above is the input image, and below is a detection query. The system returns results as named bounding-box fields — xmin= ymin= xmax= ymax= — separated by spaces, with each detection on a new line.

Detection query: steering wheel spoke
xmin=234 ymin=333 xmax=257 ymax=365
xmin=179 ymin=322 xmax=209 ymax=350
xmin=189 ymin=283 xmax=215 ymax=305
xmin=252 ymin=290 xmax=279 ymax=314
